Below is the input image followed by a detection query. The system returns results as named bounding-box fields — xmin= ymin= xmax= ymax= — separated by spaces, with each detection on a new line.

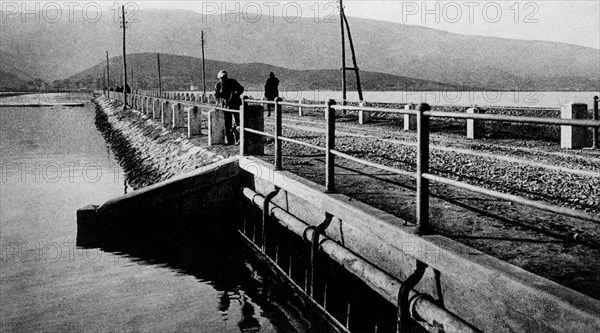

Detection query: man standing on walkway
xmin=264 ymin=72 xmax=280 ymax=117
xmin=214 ymin=70 xmax=244 ymax=145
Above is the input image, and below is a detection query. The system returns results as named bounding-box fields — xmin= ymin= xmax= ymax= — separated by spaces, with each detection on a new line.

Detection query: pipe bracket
xmin=397 ymin=260 xmax=428 ymax=333
xmin=261 ymin=187 xmax=280 ymax=250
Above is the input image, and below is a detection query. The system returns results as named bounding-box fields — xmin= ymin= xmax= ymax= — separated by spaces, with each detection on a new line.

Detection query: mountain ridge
xmin=66 ymin=52 xmax=467 ymax=92
xmin=1 ymin=8 xmax=598 ymax=90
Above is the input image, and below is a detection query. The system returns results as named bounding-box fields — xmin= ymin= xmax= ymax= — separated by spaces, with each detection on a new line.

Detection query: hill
xmin=1 ymin=9 xmax=598 ymax=90
xmin=67 ymin=53 xmax=465 ymax=92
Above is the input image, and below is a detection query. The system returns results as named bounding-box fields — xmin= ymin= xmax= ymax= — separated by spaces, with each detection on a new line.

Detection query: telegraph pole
xmin=342 ymin=14 xmax=363 ymax=102
xmin=340 ymin=0 xmax=346 ymax=105
xmin=121 ymin=5 xmax=128 ymax=110
xmin=106 ymin=51 xmax=110 ymax=99
xmin=338 ymin=0 xmax=363 ymax=104
xmin=201 ymin=30 xmax=206 ymax=96
xmin=103 ymin=67 xmax=106 ymax=95
xmin=157 ymin=53 xmax=162 ymax=96
xmin=131 ymin=67 xmax=134 ymax=92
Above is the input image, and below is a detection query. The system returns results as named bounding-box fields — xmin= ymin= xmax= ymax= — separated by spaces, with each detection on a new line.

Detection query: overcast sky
xmin=4 ymin=1 xmax=599 ymax=49
xmin=131 ymin=0 xmax=600 ymax=49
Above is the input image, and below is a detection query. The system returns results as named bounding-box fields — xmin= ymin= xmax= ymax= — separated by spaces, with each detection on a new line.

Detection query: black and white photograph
xmin=1 ymin=1 xmax=599 ymax=332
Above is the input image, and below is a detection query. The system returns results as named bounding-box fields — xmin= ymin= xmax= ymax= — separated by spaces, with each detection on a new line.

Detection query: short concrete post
xmin=243 ymin=103 xmax=265 ymax=155
xmin=404 ymin=104 xmax=416 ymax=131
xmin=186 ymin=105 xmax=202 ymax=137
xmin=358 ymin=101 xmax=371 ymax=124
xmin=466 ymin=107 xmax=486 ymax=139
xmin=561 ymin=102 xmax=590 ymax=149
xmin=172 ymin=103 xmax=185 ymax=128
xmin=208 ymin=109 xmax=226 ymax=145
xmin=161 ymin=101 xmax=172 ymax=127
xmin=146 ymin=98 xmax=153 ymax=115
xmin=298 ymin=98 xmax=305 ymax=116
xmin=152 ymin=99 xmax=161 ymax=119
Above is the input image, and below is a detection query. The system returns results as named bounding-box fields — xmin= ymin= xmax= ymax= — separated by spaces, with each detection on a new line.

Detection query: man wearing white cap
xmin=214 ymin=70 xmax=245 ymax=145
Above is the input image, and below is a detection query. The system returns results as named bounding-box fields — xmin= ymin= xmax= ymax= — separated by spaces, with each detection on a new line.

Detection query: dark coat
xmin=214 ymin=78 xmax=245 ymax=110
xmin=264 ymin=76 xmax=279 ymax=100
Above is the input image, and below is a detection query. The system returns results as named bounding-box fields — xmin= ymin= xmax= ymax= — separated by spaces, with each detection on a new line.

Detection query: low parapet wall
xmin=78 ymin=154 xmax=600 ymax=332
xmin=238 ymin=156 xmax=600 ymax=333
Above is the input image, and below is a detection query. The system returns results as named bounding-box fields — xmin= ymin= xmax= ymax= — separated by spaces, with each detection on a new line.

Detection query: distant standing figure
xmin=214 ymin=70 xmax=245 ymax=145
xmin=264 ymin=72 xmax=279 ymax=116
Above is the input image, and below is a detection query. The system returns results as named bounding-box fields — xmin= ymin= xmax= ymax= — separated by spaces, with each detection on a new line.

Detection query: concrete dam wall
xmin=78 ymin=94 xmax=600 ymax=333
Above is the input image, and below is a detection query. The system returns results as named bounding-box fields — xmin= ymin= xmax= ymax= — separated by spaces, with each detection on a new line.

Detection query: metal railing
xmin=240 ymin=97 xmax=600 ymax=233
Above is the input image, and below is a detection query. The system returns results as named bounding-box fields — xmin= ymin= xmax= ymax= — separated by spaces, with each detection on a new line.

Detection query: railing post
xmin=358 ymin=101 xmax=371 ymax=124
xmin=593 ymin=96 xmax=599 ymax=149
xmin=326 ymin=99 xmax=336 ymax=193
xmin=298 ymin=98 xmax=305 ymax=116
xmin=561 ymin=102 xmax=590 ymax=149
xmin=274 ymin=97 xmax=283 ymax=170
xmin=240 ymin=97 xmax=247 ymax=156
xmin=416 ymin=103 xmax=431 ymax=235
xmin=466 ymin=107 xmax=486 ymax=139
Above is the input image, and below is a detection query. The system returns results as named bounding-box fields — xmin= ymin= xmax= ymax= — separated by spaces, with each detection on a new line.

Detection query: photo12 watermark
xmin=1 ymin=1 xmax=139 ymax=24
xmin=1 ymin=161 xmax=123 ymax=184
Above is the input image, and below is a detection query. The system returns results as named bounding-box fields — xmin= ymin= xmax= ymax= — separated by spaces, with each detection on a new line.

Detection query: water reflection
xmin=77 ymin=212 xmax=293 ymax=333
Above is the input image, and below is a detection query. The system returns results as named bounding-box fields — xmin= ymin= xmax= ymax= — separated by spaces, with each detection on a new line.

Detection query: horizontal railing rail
xmin=240 ymin=97 xmax=600 ymax=232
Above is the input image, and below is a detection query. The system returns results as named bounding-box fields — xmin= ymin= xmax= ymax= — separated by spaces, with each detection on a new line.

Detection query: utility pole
xmin=103 ymin=67 xmax=106 ymax=95
xmin=121 ymin=5 xmax=128 ymax=110
xmin=201 ymin=30 xmax=206 ymax=96
xmin=106 ymin=51 xmax=110 ymax=99
xmin=340 ymin=0 xmax=346 ymax=105
xmin=338 ymin=0 xmax=363 ymax=104
xmin=131 ymin=67 xmax=134 ymax=93
xmin=342 ymin=14 xmax=363 ymax=102
xmin=157 ymin=53 xmax=162 ymax=96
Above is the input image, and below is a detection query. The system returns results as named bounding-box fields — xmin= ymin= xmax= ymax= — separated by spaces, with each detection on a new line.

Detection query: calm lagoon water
xmin=0 ymin=94 xmax=295 ymax=332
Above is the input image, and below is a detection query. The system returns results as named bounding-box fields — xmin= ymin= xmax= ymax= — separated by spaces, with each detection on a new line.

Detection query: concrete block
xmin=404 ymin=104 xmax=416 ymax=131
xmin=561 ymin=103 xmax=590 ymax=149
xmin=186 ymin=105 xmax=202 ymax=137
xmin=358 ymin=101 xmax=371 ymax=124
xmin=208 ymin=109 xmax=226 ymax=145
xmin=298 ymin=98 xmax=305 ymax=116
xmin=244 ymin=105 xmax=265 ymax=155
xmin=152 ymin=99 xmax=161 ymax=119
xmin=161 ymin=101 xmax=172 ymax=127
xmin=172 ymin=103 xmax=185 ymax=128
xmin=466 ymin=107 xmax=486 ymax=139
xmin=147 ymin=98 xmax=153 ymax=115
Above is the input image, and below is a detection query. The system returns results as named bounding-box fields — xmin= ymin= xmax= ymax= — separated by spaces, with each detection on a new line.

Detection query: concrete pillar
xmin=404 ymin=104 xmax=416 ymax=131
xmin=162 ymin=101 xmax=172 ymax=127
xmin=147 ymin=98 xmax=154 ymax=116
xmin=172 ymin=103 xmax=185 ymax=128
xmin=298 ymin=98 xmax=305 ymax=116
xmin=208 ymin=109 xmax=226 ymax=145
xmin=466 ymin=107 xmax=486 ymax=139
xmin=152 ymin=99 xmax=161 ymax=119
xmin=358 ymin=101 xmax=371 ymax=124
xmin=561 ymin=102 xmax=590 ymax=149
xmin=244 ymin=105 xmax=265 ymax=155
xmin=186 ymin=105 xmax=202 ymax=137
